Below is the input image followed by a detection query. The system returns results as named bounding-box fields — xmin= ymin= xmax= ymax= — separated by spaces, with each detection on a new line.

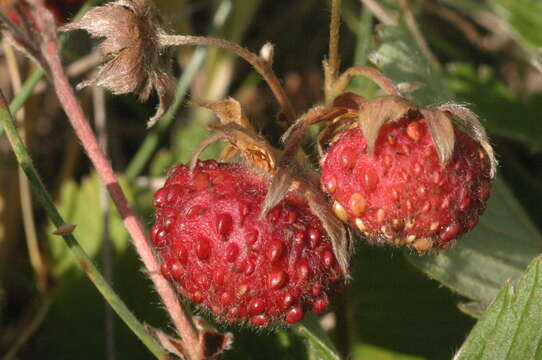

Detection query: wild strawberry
xmin=152 ymin=160 xmax=343 ymax=327
xmin=317 ymin=94 xmax=497 ymax=250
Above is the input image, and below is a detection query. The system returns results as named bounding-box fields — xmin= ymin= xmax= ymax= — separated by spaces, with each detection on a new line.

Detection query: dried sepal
xmin=262 ymin=167 xmax=354 ymax=276
xmin=190 ymin=123 xmax=277 ymax=174
xmin=146 ymin=318 xmax=233 ymax=359
xmin=146 ymin=325 xmax=190 ymax=359
xmin=332 ymin=92 xmax=367 ymax=111
xmin=437 ymin=103 xmax=497 ymax=177
xmin=280 ymin=106 xmax=348 ymax=167
xmin=194 ymin=317 xmax=233 ymax=359
xmin=191 ymin=98 xmax=253 ymax=130
xmin=357 ymin=95 xmax=413 ymax=155
xmin=317 ymin=117 xmax=357 ymax=156
xmin=192 ymin=98 xmax=255 ymax=161
xmin=301 ymin=177 xmax=353 ymax=276
xmin=270 ymin=106 xmax=349 ymax=218
xmin=419 ymin=108 xmax=455 ymax=164
xmin=260 ymin=169 xmax=292 ymax=218
xmin=60 ymin=0 xmax=174 ymax=127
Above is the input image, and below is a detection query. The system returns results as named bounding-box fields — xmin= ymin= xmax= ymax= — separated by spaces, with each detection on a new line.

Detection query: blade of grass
xmin=0 ymin=89 xmax=168 ymax=360
xmin=125 ymin=0 xmax=232 ymax=180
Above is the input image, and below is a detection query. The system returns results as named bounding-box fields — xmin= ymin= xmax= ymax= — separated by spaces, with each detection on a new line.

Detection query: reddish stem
xmin=31 ymin=3 xmax=202 ymax=359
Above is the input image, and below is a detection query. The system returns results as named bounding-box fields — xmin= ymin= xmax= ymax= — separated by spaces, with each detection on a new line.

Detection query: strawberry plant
xmin=1 ymin=0 xmax=542 ymax=359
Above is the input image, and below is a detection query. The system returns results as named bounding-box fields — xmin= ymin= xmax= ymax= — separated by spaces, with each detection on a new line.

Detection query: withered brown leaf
xmin=61 ymin=0 xmax=173 ymax=127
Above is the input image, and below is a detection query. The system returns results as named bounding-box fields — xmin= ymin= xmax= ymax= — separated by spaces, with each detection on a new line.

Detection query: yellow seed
xmin=391 ymin=219 xmax=404 ymax=232
xmin=413 ymin=238 xmax=433 ymax=251
xmin=376 ymin=208 xmax=385 ymax=223
xmin=325 ymin=177 xmax=337 ymax=194
xmin=406 ymin=121 xmax=421 ymax=141
xmin=349 ymin=193 xmax=367 ymax=216
xmin=381 ymin=225 xmax=393 ymax=239
xmin=355 ymin=218 xmax=366 ymax=232
xmin=333 ymin=201 xmax=349 ymax=221
xmin=237 ymin=284 xmax=248 ymax=297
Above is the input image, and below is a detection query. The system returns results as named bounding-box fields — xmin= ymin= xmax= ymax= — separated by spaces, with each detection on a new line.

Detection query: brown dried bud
xmin=61 ymin=0 xmax=174 ymax=127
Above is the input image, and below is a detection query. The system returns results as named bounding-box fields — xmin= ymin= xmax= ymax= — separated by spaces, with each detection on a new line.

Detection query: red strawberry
xmin=319 ymin=96 xmax=495 ymax=250
xmin=152 ymin=160 xmax=343 ymax=327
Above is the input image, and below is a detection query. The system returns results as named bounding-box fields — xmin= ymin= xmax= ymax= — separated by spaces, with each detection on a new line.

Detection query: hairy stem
xmin=93 ymin=85 xmax=117 ymax=360
xmin=334 ymin=65 xmax=400 ymax=98
xmin=325 ymin=0 xmax=342 ymax=104
xmin=0 ymin=89 xmax=167 ymax=360
xmin=46 ymin=37 xmax=201 ymax=360
xmin=359 ymin=0 xmax=396 ymax=26
xmin=29 ymin=3 xmax=202 ymax=358
xmin=159 ymin=34 xmax=295 ymax=122
xmin=125 ymin=0 xmax=232 ymax=180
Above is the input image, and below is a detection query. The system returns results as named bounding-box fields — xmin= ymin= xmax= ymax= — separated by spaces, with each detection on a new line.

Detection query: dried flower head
xmin=61 ymin=0 xmax=173 ymax=127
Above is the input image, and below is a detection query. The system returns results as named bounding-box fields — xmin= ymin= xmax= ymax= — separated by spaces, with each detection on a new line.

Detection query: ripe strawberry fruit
xmin=320 ymin=102 xmax=494 ymax=250
xmin=152 ymin=160 xmax=343 ymax=327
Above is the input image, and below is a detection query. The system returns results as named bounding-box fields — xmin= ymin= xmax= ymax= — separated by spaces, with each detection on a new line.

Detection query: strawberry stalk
xmin=0 ymin=89 xmax=168 ymax=360
xmin=26 ymin=1 xmax=204 ymax=358
xmin=158 ymin=34 xmax=295 ymax=123
xmin=324 ymin=0 xmax=342 ymax=104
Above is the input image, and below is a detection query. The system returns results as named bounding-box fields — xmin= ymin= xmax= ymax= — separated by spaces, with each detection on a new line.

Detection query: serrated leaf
xmin=445 ymin=63 xmax=542 ymax=152
xmin=369 ymin=26 xmax=451 ymax=105
xmin=454 ymin=258 xmax=542 ymax=359
xmin=369 ymin=21 xmax=542 ymax=317
xmin=407 ymin=177 xmax=542 ymax=314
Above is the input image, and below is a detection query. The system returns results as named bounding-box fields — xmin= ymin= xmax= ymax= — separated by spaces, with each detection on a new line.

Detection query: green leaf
xmin=174 ymin=119 xmax=222 ymax=164
xmin=368 ymin=21 xmax=542 ymax=317
xmin=369 ymin=26 xmax=451 ymax=105
xmin=491 ymin=0 xmax=542 ymax=48
xmin=407 ymin=177 xmax=542 ymax=314
xmin=454 ymin=257 xmax=542 ymax=359
xmin=41 ymin=174 xmax=168 ymax=359
xmin=348 ymin=242 xmax=474 ymax=360
xmin=293 ymin=313 xmax=342 ymax=360
xmin=353 ymin=343 xmax=426 ymax=360
xmin=445 ymin=63 xmax=542 ymax=152
xmin=48 ymin=174 xmax=131 ymax=276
